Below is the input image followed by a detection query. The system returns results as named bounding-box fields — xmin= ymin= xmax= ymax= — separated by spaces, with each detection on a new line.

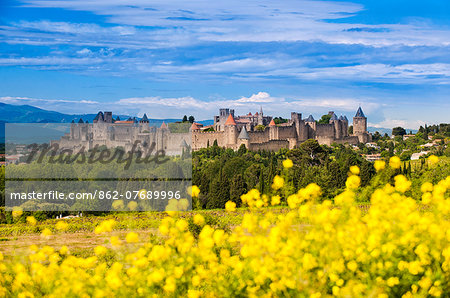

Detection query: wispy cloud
xmin=9 ymin=0 xmax=450 ymax=47
xmin=1 ymin=1 xmax=450 ymax=85
xmin=0 ymin=96 xmax=99 ymax=114
xmin=0 ymin=96 xmax=98 ymax=105
xmin=0 ymin=92 xmax=379 ymax=119
xmin=2 ymin=92 xmax=442 ymax=129
xmin=369 ymin=119 xmax=426 ymax=130
xmin=0 ymin=0 xmax=449 ymax=128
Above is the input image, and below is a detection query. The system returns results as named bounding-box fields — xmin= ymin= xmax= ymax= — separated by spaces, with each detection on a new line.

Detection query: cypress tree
xmin=258 ymin=168 xmax=265 ymax=194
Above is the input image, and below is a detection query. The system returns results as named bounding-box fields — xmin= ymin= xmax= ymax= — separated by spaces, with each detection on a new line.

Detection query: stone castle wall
xmin=191 ymin=131 xmax=226 ymax=150
xmin=190 ymin=108 xmax=368 ymax=151
xmin=54 ymin=108 xmax=369 ymax=153
xmin=276 ymin=126 xmax=296 ymax=140
xmin=250 ymin=140 xmax=290 ymax=151
xmin=54 ymin=123 xmax=190 ymax=156
xmin=247 ymin=130 xmax=270 ymax=143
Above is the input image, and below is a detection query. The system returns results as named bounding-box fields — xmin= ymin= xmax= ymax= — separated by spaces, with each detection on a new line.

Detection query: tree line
xmin=192 ymin=140 xmax=375 ymax=209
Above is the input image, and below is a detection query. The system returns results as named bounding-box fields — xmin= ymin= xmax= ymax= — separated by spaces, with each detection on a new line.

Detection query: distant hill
xmin=368 ymin=127 xmax=417 ymax=135
xmin=0 ymin=102 xmax=129 ymax=123
xmin=0 ymin=102 xmax=212 ymax=124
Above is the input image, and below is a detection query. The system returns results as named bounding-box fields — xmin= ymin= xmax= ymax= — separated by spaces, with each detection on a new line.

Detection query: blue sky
xmin=0 ymin=0 xmax=449 ymax=129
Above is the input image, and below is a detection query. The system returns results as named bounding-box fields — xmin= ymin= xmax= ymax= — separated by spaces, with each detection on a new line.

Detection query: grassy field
xmin=0 ymin=205 xmax=374 ymax=259
xmin=0 ymin=208 xmax=278 ymax=258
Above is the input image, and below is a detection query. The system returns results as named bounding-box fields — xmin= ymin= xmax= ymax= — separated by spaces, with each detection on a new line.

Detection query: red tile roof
xmin=224 ymin=114 xmax=236 ymax=126
xmin=191 ymin=122 xmax=200 ymax=130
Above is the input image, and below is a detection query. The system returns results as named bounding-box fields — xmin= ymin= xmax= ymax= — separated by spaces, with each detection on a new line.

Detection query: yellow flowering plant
xmin=0 ymin=162 xmax=449 ymax=297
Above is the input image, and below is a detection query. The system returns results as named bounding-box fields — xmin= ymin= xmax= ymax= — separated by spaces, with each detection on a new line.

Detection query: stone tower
xmin=238 ymin=126 xmax=250 ymax=149
xmin=224 ymin=113 xmax=238 ymax=148
xmin=340 ymin=115 xmax=349 ymax=137
xmin=329 ymin=112 xmax=342 ymax=139
xmin=257 ymin=106 xmax=264 ymax=125
xmin=353 ymin=107 xmax=370 ymax=143
xmin=353 ymin=107 xmax=367 ymax=134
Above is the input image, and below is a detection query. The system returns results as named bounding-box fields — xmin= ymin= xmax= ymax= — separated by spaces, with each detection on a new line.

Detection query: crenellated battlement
xmin=59 ymin=107 xmax=371 ymax=152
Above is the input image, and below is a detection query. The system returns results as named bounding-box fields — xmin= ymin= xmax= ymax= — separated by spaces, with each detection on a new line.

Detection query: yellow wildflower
xmin=189 ymin=185 xmax=201 ymax=197
xmin=394 ymin=175 xmax=411 ymax=193
xmin=346 ymin=175 xmax=361 ymax=190
xmin=283 ymin=158 xmax=293 ymax=168
xmin=387 ymin=277 xmax=399 ymax=287
xmin=374 ymin=160 xmax=386 ymax=172
xmin=110 ymin=236 xmax=122 ymax=247
xmin=40 ymin=228 xmax=52 ymax=238
xmin=176 ymin=219 xmax=189 ymax=231
xmin=127 ymin=201 xmax=138 ymax=211
xmin=421 ymin=182 xmax=434 ymax=193
xmin=225 ymin=201 xmax=236 ymax=212
xmin=55 ymin=221 xmax=68 ymax=231
xmin=12 ymin=207 xmax=23 ymax=219
xmin=389 ymin=156 xmax=401 ymax=169
xmin=112 ymin=200 xmax=125 ymax=210
xmin=193 ymin=214 xmax=205 ymax=226
xmin=59 ymin=246 xmax=69 ymax=255
xmin=271 ymin=175 xmax=284 ymax=190
xmin=422 ymin=192 xmax=432 ymax=204
xmin=26 ymin=216 xmax=37 ymax=226
xmin=126 ymin=232 xmax=139 ymax=243
xmin=428 ymin=155 xmax=439 ymax=165
xmin=350 ymin=165 xmax=360 ymax=175
xmin=94 ymin=245 xmax=108 ymax=256
xmin=94 ymin=219 xmax=116 ymax=234
xmin=271 ymin=195 xmax=281 ymax=206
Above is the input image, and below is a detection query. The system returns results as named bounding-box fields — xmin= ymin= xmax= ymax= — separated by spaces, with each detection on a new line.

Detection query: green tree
xmin=318 ymin=114 xmax=332 ymax=124
xmin=348 ymin=125 xmax=353 ymax=135
xmin=423 ymin=124 xmax=428 ymax=140
xmin=392 ymin=127 xmax=406 ymax=136
xmin=229 ymin=174 xmax=246 ymax=207
xmin=182 ymin=115 xmax=188 ymax=122
xmin=188 ymin=116 xmax=195 ymax=123
xmin=273 ymin=117 xmax=288 ymax=124
xmin=207 ymin=170 xmax=230 ymax=209
xmin=237 ymin=144 xmax=247 ymax=155
xmin=372 ymin=131 xmax=381 ymax=141
xmin=297 ymin=139 xmax=328 ymax=166
xmin=258 ymin=168 xmax=265 ymax=194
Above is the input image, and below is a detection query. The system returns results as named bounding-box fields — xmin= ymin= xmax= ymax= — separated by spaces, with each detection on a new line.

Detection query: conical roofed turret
xmin=355 ymin=107 xmax=366 ymax=118
xmin=140 ymin=113 xmax=149 ymax=123
xmin=305 ymin=115 xmax=315 ymax=122
xmin=225 ymin=114 xmax=236 ymax=126
xmin=238 ymin=126 xmax=250 ymax=139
